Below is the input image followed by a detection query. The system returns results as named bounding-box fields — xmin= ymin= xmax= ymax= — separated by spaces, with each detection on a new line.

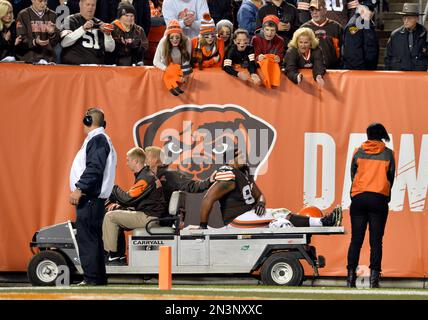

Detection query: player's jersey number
xmin=242 ymin=185 xmax=255 ymax=205
xmin=82 ymin=30 xmax=100 ymax=49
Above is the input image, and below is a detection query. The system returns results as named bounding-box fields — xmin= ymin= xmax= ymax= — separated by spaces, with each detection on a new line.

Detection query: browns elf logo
xmin=133 ymin=104 xmax=276 ymax=180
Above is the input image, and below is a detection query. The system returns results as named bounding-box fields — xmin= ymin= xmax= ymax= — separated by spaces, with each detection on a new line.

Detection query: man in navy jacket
xmin=69 ymin=108 xmax=117 ymax=286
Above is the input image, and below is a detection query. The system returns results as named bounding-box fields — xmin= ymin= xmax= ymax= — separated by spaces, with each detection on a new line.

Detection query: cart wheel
xmin=261 ymin=253 xmax=304 ymax=286
xmin=27 ymin=251 xmax=69 ymax=286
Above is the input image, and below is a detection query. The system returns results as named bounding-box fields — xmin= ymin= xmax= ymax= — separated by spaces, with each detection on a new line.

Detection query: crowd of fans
xmin=0 ymin=0 xmax=427 ymax=88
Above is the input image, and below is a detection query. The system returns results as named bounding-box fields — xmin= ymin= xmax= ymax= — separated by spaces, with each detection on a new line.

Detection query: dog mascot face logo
xmin=134 ymin=104 xmax=276 ymax=180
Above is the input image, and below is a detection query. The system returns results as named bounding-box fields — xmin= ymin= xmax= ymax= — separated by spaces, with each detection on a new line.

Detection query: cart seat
xmin=133 ymin=191 xmax=185 ymax=236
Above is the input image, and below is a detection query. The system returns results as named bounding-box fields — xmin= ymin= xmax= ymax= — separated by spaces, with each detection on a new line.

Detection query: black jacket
xmin=207 ymin=0 xmax=233 ymax=24
xmin=156 ymin=165 xmax=211 ymax=204
xmin=131 ymin=0 xmax=151 ymax=36
xmin=342 ymin=14 xmax=379 ymax=70
xmin=384 ymin=24 xmax=428 ymax=71
xmin=0 ymin=21 xmax=16 ymax=60
xmin=109 ymin=166 xmax=167 ymax=218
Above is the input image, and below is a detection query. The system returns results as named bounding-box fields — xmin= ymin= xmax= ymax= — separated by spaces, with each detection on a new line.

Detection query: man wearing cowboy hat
xmin=384 ymin=3 xmax=428 ymax=71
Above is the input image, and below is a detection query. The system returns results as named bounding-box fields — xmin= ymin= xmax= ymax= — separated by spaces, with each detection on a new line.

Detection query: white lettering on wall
xmin=304 ymin=133 xmax=336 ymax=210
xmin=390 ymin=134 xmax=428 ymax=212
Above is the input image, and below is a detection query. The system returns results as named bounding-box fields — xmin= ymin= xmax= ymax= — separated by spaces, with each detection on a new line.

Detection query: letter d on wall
xmin=304 ymin=133 xmax=335 ymax=209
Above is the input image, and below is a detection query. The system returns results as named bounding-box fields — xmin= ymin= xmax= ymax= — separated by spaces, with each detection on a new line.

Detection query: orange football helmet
xmin=299 ymin=206 xmax=323 ymax=218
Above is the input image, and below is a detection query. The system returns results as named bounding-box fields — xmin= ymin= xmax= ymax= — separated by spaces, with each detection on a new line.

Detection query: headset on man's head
xmin=83 ymin=108 xmax=106 ymax=128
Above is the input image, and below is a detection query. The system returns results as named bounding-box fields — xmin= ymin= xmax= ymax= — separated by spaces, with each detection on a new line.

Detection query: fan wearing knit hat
xmin=110 ymin=2 xmax=148 ymax=66
xmin=251 ymin=15 xmax=285 ymax=88
xmin=153 ymin=19 xmax=193 ymax=96
xmin=191 ymin=12 xmax=225 ymax=70
xmin=216 ymin=19 xmax=234 ymax=54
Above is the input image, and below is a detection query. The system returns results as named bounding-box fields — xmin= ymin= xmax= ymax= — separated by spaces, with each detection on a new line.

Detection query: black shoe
xmin=76 ymin=280 xmax=107 ymax=286
xmin=106 ymin=256 xmax=126 ymax=266
xmin=347 ymin=269 xmax=357 ymax=288
xmin=321 ymin=205 xmax=343 ymax=227
xmin=169 ymin=88 xmax=180 ymax=96
xmin=370 ymin=270 xmax=381 ymax=288
xmin=105 ymin=250 xmax=127 ymax=266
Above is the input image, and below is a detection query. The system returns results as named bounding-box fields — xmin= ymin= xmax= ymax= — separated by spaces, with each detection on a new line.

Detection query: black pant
xmin=347 ymin=192 xmax=389 ymax=272
xmin=76 ymin=197 xmax=107 ymax=284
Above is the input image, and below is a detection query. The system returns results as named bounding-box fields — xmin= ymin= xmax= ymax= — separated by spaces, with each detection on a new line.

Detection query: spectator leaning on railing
xmin=216 ymin=18 xmax=233 ymax=54
xmin=191 ymin=12 xmax=224 ymax=69
xmin=252 ymin=14 xmax=284 ymax=88
xmin=15 ymin=0 xmax=60 ymax=63
xmin=153 ymin=19 xmax=192 ymax=95
xmin=283 ymin=27 xmax=326 ymax=88
xmin=223 ymin=28 xmax=261 ymax=85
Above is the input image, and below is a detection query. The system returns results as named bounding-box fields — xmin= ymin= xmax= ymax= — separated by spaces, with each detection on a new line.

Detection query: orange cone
xmin=159 ymin=246 xmax=172 ymax=290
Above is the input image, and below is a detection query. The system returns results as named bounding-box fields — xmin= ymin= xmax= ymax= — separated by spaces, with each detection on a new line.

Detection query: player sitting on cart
xmin=198 ymin=147 xmax=342 ymax=229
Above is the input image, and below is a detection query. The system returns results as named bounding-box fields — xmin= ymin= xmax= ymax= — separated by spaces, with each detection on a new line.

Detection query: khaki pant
xmin=102 ymin=210 xmax=155 ymax=252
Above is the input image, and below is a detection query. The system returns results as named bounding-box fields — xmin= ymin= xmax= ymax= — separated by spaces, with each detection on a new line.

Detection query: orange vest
xmin=351 ymin=140 xmax=395 ymax=198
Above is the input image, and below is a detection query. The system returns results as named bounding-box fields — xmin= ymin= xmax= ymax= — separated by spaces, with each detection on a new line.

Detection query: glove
xmin=254 ymin=201 xmax=266 ymax=216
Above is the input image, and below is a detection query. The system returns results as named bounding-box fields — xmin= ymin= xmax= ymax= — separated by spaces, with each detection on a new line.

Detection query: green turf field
xmin=1 ymin=285 xmax=428 ymax=300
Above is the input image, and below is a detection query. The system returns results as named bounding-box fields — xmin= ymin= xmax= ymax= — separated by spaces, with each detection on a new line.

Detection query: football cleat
xmin=321 ymin=205 xmax=343 ymax=227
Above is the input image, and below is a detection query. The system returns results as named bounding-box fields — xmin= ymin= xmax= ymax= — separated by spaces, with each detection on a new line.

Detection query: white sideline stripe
xmin=1 ymin=286 xmax=428 ymax=296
